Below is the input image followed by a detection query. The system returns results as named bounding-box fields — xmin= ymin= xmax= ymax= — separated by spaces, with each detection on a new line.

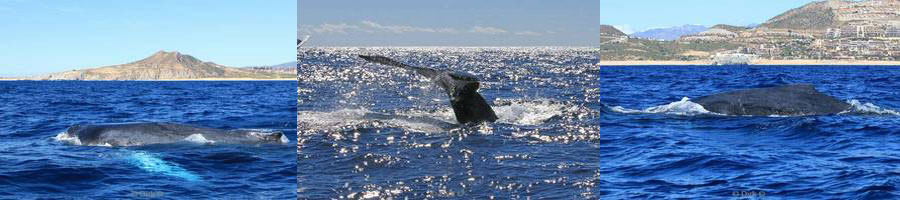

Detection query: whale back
xmin=63 ymin=122 xmax=287 ymax=146
xmin=693 ymin=84 xmax=850 ymax=116
xmin=359 ymin=55 xmax=498 ymax=124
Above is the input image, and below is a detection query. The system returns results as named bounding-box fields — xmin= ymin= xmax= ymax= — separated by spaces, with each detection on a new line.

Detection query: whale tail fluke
xmin=359 ymin=55 xmax=498 ymax=124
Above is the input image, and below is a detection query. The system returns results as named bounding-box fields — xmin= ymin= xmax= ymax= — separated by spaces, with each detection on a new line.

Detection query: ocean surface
xmin=0 ymin=81 xmax=297 ymax=199
xmin=298 ymin=47 xmax=900 ymax=199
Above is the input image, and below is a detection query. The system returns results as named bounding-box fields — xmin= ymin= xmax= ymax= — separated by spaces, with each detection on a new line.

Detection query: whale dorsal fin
xmin=359 ymin=55 xmax=498 ymax=124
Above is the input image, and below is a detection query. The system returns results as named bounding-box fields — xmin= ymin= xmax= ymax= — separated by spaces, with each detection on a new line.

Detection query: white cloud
xmin=360 ymin=20 xmax=458 ymax=33
xmin=470 ymin=26 xmax=508 ymax=34
xmin=297 ymin=25 xmax=315 ymax=35
xmin=299 ymin=21 xmax=546 ymax=37
xmin=311 ymin=23 xmax=360 ymax=34
xmin=514 ymin=31 xmax=542 ymax=36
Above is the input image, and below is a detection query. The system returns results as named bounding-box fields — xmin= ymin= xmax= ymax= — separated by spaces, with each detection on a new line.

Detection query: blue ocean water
xmin=298 ymin=47 xmax=900 ymax=199
xmin=0 ymin=81 xmax=297 ymax=199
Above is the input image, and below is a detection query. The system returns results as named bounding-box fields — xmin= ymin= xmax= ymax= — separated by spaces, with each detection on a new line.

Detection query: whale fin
xmin=359 ymin=55 xmax=439 ymax=78
xmin=298 ymin=35 xmax=310 ymax=47
xmin=359 ymin=55 xmax=498 ymax=124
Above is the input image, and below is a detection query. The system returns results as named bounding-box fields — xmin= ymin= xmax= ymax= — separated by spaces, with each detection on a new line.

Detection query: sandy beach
xmin=598 ymin=60 xmax=713 ymax=66
xmin=599 ymin=59 xmax=900 ymax=66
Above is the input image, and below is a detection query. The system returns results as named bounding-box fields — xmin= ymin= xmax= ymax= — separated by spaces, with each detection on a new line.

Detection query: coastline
xmin=599 ymin=59 xmax=900 ymax=66
xmin=0 ymin=78 xmax=296 ymax=81
xmin=597 ymin=60 xmax=712 ymax=66
xmin=155 ymin=78 xmax=295 ymax=81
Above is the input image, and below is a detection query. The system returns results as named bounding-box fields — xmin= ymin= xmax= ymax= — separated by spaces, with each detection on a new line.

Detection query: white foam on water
xmin=298 ymin=109 xmax=370 ymax=127
xmin=841 ymin=99 xmax=900 ymax=115
xmin=362 ymin=190 xmax=380 ymax=199
xmin=384 ymin=118 xmax=446 ymax=133
xmin=402 ymin=108 xmax=457 ymax=123
xmin=53 ymin=132 xmax=82 ymax=145
xmin=243 ymin=129 xmax=289 ymax=144
xmin=492 ymin=99 xmax=571 ymax=125
xmin=280 ymin=134 xmax=289 ymax=143
xmin=183 ymin=134 xmax=215 ymax=144
xmin=298 ymin=99 xmax=579 ymax=132
xmin=299 ymin=109 xmax=448 ymax=133
xmin=610 ymin=97 xmax=721 ymax=116
xmin=127 ymin=151 xmax=200 ymax=181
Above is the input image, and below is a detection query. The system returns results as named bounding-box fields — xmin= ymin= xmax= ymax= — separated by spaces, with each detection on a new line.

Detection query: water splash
xmin=53 ymin=131 xmax=82 ymax=145
xmin=183 ymin=134 xmax=215 ymax=144
xmin=610 ymin=97 xmax=719 ymax=116
xmin=841 ymin=100 xmax=900 ymax=115
xmin=492 ymin=99 xmax=572 ymax=125
xmin=297 ymin=99 xmax=576 ymax=133
xmin=298 ymin=109 xmax=451 ymax=133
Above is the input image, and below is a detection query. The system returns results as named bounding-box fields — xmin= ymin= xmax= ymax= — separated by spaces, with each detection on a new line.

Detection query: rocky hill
xmin=759 ymin=1 xmax=837 ymax=30
xmin=37 ymin=51 xmax=292 ymax=80
xmin=599 ymin=0 xmax=900 ymax=61
xmin=710 ymin=24 xmax=749 ymax=32
xmin=599 ymin=25 xmax=627 ymax=37
xmin=631 ymin=25 xmax=707 ymax=41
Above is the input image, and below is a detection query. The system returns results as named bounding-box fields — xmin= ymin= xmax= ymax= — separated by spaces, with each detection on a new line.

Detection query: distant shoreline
xmin=599 ymin=60 xmax=900 ymax=66
xmin=0 ymin=78 xmax=295 ymax=81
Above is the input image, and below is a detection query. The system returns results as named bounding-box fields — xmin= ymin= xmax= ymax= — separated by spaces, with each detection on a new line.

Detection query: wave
xmin=54 ymin=131 xmax=82 ymax=145
xmin=297 ymin=99 xmax=579 ymax=132
xmin=610 ymin=97 xmax=720 ymax=116
xmin=841 ymin=100 xmax=900 ymax=116
xmin=298 ymin=108 xmax=452 ymax=133
xmin=492 ymin=99 xmax=575 ymax=125
xmin=400 ymin=99 xmax=577 ymax=126
xmin=610 ymin=98 xmax=900 ymax=117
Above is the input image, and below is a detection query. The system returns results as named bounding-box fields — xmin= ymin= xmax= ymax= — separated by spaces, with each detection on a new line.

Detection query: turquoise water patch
xmin=127 ymin=151 xmax=201 ymax=181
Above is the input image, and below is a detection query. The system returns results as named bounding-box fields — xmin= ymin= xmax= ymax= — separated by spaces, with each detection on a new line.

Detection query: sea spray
xmin=610 ymin=97 xmax=720 ymax=116
xmin=841 ymin=100 xmax=900 ymax=115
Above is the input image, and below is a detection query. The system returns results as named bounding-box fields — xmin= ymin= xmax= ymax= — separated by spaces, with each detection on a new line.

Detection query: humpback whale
xmin=56 ymin=122 xmax=289 ymax=146
xmin=359 ymin=55 xmax=498 ymax=124
xmin=693 ymin=84 xmax=850 ymax=116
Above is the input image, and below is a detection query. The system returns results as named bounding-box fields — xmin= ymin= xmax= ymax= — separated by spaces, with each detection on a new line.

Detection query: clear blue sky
xmin=0 ymin=0 xmax=295 ymax=77
xmin=298 ymin=0 xmax=600 ymax=47
xmin=600 ymin=0 xmax=818 ymax=34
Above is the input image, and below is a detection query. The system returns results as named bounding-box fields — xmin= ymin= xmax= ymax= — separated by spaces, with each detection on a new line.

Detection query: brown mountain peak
xmin=138 ymin=50 xmax=202 ymax=66
xmin=38 ymin=50 xmax=292 ymax=80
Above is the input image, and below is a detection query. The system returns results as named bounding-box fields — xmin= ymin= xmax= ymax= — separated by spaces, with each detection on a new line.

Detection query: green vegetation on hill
xmin=710 ymin=24 xmax=748 ymax=32
xmin=599 ymin=0 xmax=900 ymax=61
xmin=598 ymin=38 xmax=741 ymax=60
